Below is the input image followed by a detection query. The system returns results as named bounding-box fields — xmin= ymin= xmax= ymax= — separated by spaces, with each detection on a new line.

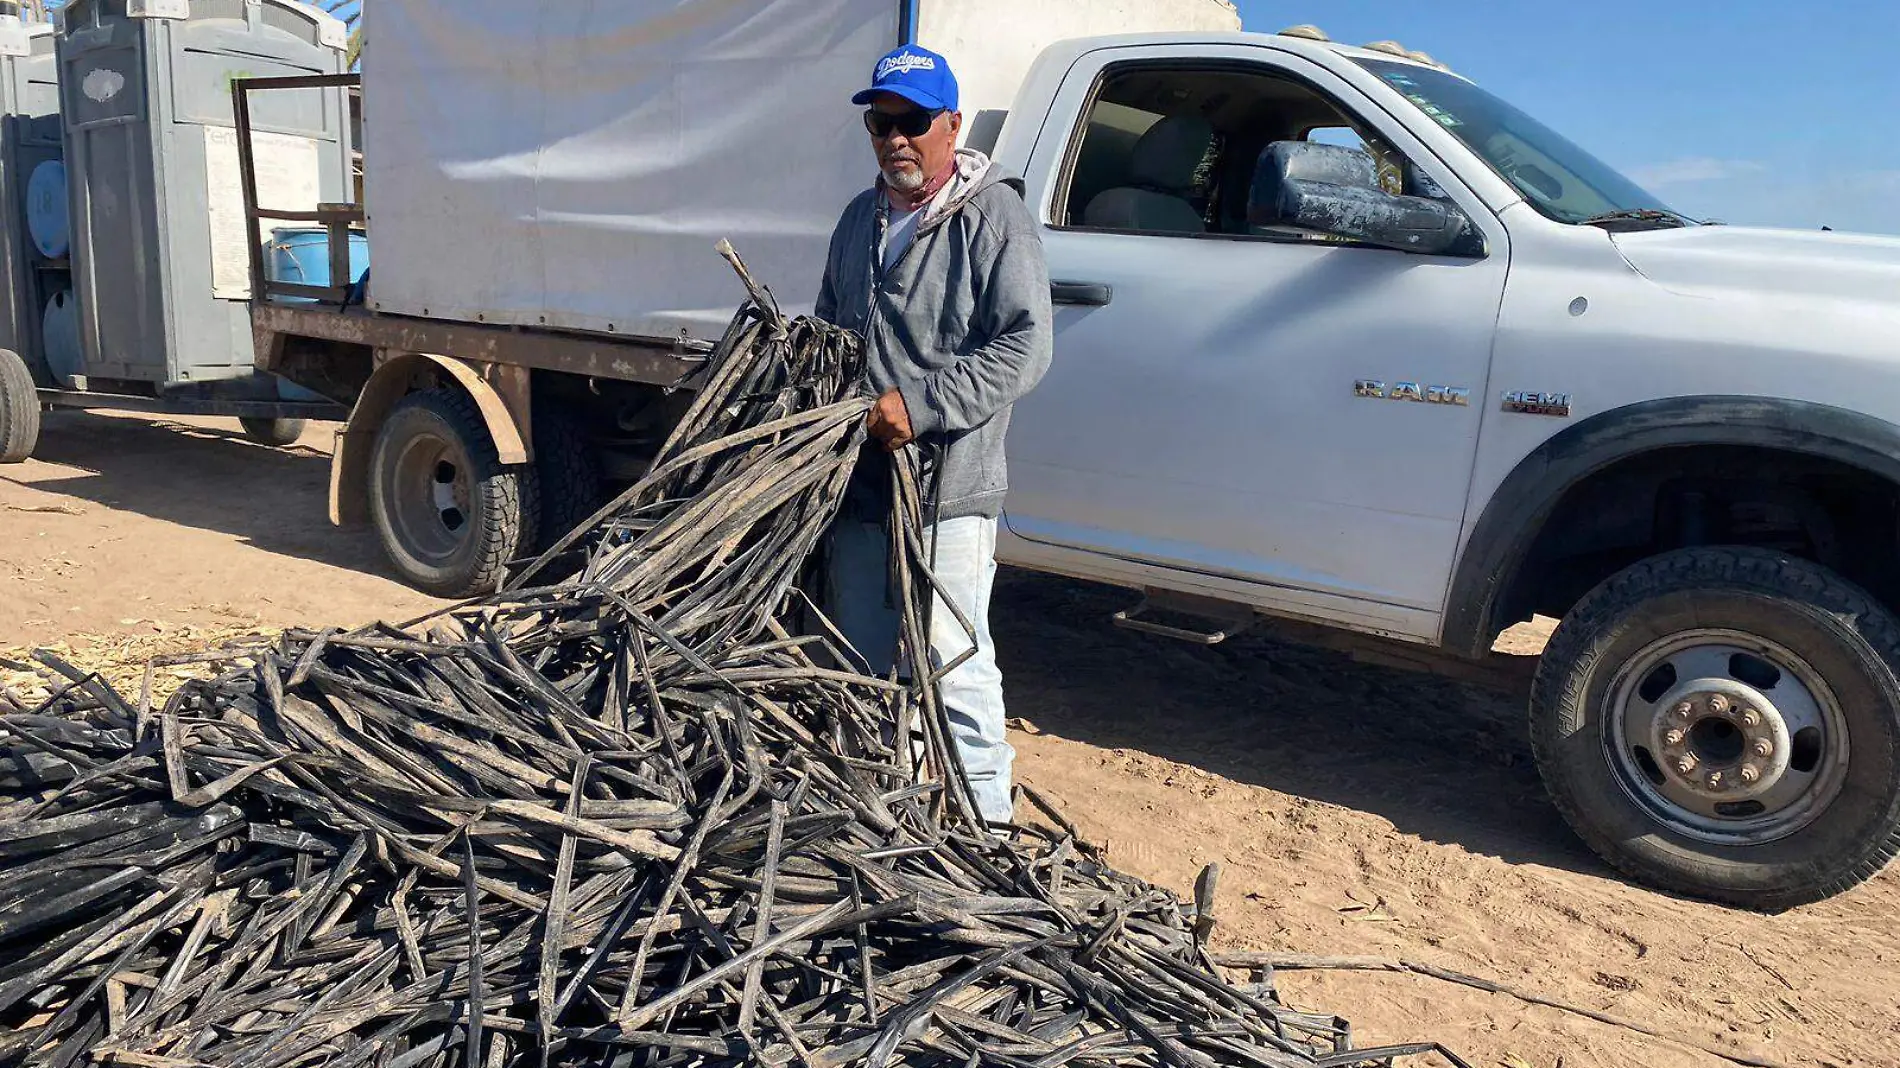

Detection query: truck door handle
xmin=1050 ymin=281 xmax=1113 ymax=307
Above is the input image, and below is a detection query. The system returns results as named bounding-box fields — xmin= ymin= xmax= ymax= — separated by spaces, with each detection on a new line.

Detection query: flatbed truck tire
xmin=239 ymin=417 xmax=307 ymax=447
xmin=368 ymin=389 xmax=538 ymax=598
xmin=530 ymin=401 xmax=601 ymax=551
xmin=1531 ymin=547 xmax=1900 ymax=910
xmin=0 ymin=347 xmax=40 ymax=464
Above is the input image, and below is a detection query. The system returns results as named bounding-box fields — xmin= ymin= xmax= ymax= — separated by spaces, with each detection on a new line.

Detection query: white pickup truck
xmin=991 ymin=27 xmax=1900 ymax=911
xmin=246 ymin=2 xmax=1900 ymax=909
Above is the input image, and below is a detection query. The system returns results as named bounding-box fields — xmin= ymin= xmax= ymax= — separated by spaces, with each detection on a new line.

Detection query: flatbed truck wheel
xmin=368 ymin=389 xmax=538 ymax=598
xmin=1532 ymin=547 xmax=1900 ymax=910
xmin=530 ymin=401 xmax=601 ymax=551
xmin=239 ymin=416 xmax=307 ymax=447
xmin=0 ymin=346 xmax=41 ymax=463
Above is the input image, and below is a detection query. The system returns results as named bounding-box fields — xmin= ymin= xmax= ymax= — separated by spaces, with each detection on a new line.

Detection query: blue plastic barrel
xmin=27 ymin=160 xmax=69 ymax=260
xmin=266 ymin=228 xmax=367 ymax=401
xmin=265 ymin=227 xmax=369 ymax=301
xmin=41 ymin=288 xmax=81 ymax=388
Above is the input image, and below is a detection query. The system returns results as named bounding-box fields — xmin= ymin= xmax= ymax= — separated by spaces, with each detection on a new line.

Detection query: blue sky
xmin=1234 ymin=1 xmax=1900 ymax=235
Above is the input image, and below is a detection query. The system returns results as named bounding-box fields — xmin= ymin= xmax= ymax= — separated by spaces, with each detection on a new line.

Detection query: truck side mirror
xmin=1248 ymin=141 xmax=1479 ymax=256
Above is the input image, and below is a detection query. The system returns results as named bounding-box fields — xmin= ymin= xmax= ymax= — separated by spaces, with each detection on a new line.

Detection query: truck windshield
xmin=1355 ymin=58 xmax=1687 ymax=227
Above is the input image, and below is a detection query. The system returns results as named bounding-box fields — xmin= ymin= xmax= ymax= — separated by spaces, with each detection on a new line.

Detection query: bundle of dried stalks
xmin=0 ymin=251 xmax=1461 ymax=1068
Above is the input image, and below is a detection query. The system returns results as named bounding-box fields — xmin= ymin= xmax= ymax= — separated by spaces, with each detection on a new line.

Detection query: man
xmin=814 ymin=44 xmax=1053 ymax=826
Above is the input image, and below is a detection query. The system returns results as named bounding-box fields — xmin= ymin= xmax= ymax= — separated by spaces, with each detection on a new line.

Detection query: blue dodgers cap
xmin=851 ymin=45 xmax=958 ymax=112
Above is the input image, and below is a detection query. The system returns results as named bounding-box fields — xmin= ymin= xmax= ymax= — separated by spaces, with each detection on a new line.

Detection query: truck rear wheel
xmin=239 ymin=416 xmax=306 ymax=447
xmin=1532 ymin=547 xmax=1900 ymax=909
xmin=0 ymin=346 xmax=41 ymax=463
xmin=530 ymin=401 xmax=601 ymax=550
xmin=368 ymin=389 xmax=537 ymax=598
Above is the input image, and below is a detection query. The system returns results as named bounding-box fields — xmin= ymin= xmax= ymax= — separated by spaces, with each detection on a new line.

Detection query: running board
xmin=1110 ymin=589 xmax=1538 ymax=695
xmin=1111 ymin=591 xmax=1257 ymax=646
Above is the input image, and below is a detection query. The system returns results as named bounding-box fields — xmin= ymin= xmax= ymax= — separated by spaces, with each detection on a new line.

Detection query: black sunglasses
xmin=863 ymin=107 xmax=944 ymax=139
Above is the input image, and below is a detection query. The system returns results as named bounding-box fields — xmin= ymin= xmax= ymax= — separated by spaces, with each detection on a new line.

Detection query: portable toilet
xmin=0 ymin=13 xmax=63 ymax=386
xmin=55 ymin=0 xmax=348 ymax=395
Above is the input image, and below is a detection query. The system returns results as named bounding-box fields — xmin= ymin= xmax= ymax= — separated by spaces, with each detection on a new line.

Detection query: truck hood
xmin=1610 ymin=225 xmax=1900 ymax=304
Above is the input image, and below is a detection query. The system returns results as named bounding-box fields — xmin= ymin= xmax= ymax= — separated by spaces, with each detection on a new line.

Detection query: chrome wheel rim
xmin=1604 ymin=628 xmax=1849 ymax=845
xmin=388 ymin=430 xmax=472 ymax=565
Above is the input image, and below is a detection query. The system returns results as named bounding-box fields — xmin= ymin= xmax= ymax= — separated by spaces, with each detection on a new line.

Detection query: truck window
xmin=1354 ymin=57 xmax=1675 ymax=225
xmin=1068 ymin=100 xmax=1168 ymax=225
xmin=1057 ymin=64 xmax=1437 ymax=241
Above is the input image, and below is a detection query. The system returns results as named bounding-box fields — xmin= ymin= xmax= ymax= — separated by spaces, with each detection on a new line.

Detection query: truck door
xmin=1001 ymin=44 xmax=1510 ymax=637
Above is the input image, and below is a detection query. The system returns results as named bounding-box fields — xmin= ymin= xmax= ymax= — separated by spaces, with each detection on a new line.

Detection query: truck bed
xmin=251 ymin=301 xmax=705 ymax=393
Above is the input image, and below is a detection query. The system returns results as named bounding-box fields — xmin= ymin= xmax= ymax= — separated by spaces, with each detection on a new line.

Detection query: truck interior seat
xmin=1083 ymin=115 xmax=1215 ymax=233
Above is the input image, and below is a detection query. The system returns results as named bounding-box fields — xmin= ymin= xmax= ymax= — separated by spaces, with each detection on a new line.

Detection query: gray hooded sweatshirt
xmin=815 ymin=148 xmax=1054 ymax=521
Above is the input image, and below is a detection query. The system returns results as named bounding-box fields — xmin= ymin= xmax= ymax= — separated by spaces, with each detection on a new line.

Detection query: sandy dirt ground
xmin=3 ymin=410 xmax=1897 ymax=1068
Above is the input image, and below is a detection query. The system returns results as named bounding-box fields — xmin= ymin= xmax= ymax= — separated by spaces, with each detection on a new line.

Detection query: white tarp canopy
xmin=362 ymin=0 xmax=1241 ymax=342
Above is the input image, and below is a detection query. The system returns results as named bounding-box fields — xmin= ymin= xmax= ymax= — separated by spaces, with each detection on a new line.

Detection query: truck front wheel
xmin=1532 ymin=547 xmax=1900 ymax=909
xmin=368 ymin=389 xmax=537 ymax=598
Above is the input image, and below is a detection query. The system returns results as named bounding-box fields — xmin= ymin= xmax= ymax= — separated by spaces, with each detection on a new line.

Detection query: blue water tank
xmin=26 ymin=159 xmax=68 ymax=260
xmin=41 ymin=287 xmax=80 ymax=388
xmin=265 ymin=227 xmax=369 ymax=299
xmin=265 ymin=228 xmax=366 ymax=402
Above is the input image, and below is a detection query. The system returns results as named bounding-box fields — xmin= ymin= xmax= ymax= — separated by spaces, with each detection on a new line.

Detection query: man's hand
xmin=866 ymin=389 xmax=915 ymax=452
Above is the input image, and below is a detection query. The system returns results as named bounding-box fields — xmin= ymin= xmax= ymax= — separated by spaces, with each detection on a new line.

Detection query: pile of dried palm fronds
xmin=2 ymin=623 xmax=275 ymax=713
xmin=0 ymin=249 xmax=1465 ymax=1068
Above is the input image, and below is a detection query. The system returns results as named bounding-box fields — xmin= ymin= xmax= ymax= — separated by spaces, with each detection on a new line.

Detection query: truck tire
xmin=239 ymin=416 xmax=307 ymax=447
xmin=531 ymin=402 xmax=601 ymax=550
xmin=0 ymin=346 xmax=41 ymax=463
xmin=368 ymin=389 xmax=538 ymax=598
xmin=1531 ymin=547 xmax=1900 ymax=909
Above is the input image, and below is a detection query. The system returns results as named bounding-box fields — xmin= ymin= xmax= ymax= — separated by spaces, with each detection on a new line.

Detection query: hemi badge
xmin=1502 ymin=390 xmax=1572 ymax=417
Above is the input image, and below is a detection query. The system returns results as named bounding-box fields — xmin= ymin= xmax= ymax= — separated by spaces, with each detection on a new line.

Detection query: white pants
xmin=824 ymin=512 xmax=1014 ymax=824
